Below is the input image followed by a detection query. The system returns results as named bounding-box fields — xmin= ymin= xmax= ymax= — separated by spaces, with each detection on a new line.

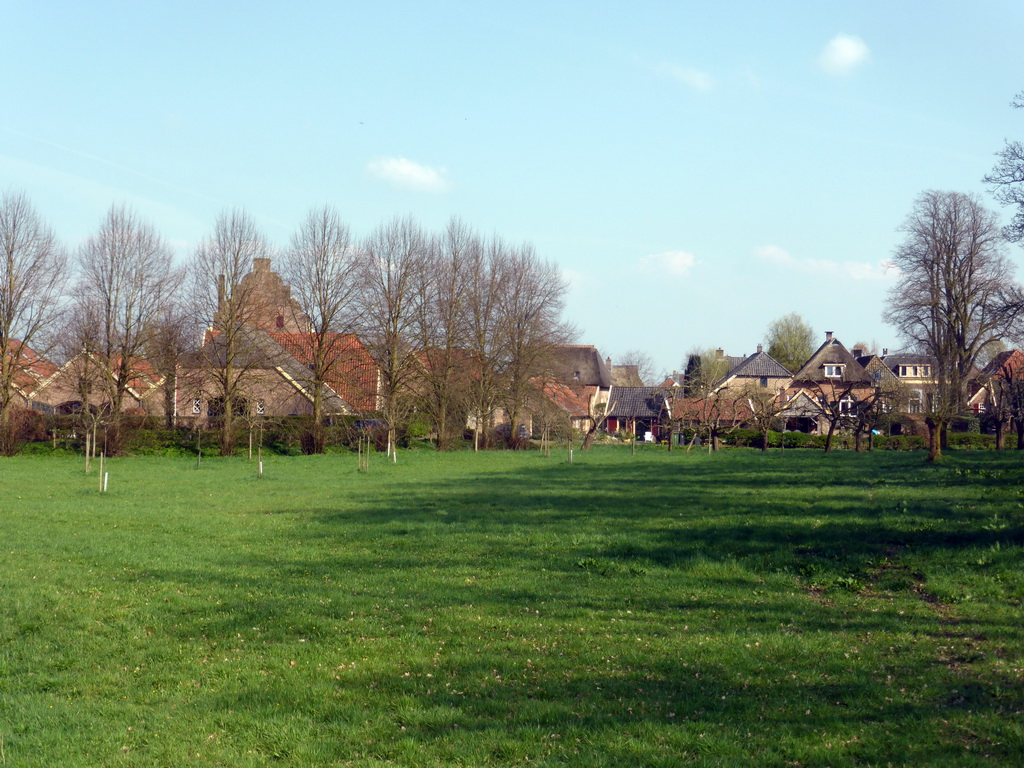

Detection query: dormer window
xmin=573 ymin=371 xmax=580 ymax=380
xmin=824 ymin=364 xmax=844 ymax=378
xmin=276 ymin=315 xmax=284 ymax=329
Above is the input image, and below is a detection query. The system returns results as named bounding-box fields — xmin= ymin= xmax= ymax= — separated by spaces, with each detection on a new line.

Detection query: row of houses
xmin=538 ymin=333 xmax=1023 ymax=444
xmin=6 ymin=258 xmax=1021 ymax=444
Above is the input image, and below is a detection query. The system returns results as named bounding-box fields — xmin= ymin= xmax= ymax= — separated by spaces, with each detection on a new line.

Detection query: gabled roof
xmin=979 ymin=349 xmax=1024 ymax=379
xmin=780 ymin=391 xmax=824 ymax=418
xmin=269 ymin=332 xmax=379 ymax=413
xmin=791 ymin=336 xmax=871 ymax=384
xmin=534 ymin=379 xmax=596 ymax=417
xmin=726 ymin=349 xmax=792 ymax=379
xmin=5 ymin=341 xmax=58 ymax=398
xmin=858 ymin=355 xmax=900 ymax=385
xmin=608 ymin=386 xmax=669 ymax=420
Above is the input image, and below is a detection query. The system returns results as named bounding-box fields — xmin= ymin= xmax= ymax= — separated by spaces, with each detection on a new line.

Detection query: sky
xmin=4 ymin=1 xmax=1024 ymax=379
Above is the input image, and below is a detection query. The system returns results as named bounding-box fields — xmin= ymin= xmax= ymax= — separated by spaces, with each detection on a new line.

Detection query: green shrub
xmin=782 ymin=431 xmax=816 ymax=449
xmin=948 ymin=433 xmax=995 ymax=450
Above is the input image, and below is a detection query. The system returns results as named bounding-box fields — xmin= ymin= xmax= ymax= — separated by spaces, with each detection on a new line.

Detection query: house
xmin=870 ymin=351 xmax=937 ymax=414
xmin=714 ymin=344 xmax=792 ymax=393
xmin=34 ymin=351 xmax=165 ymax=418
xmin=605 ymin=386 xmax=672 ymax=441
xmin=967 ymin=349 xmax=1024 ymax=416
xmin=3 ymin=341 xmax=59 ymax=411
xmin=551 ymin=345 xmax=613 ymax=391
xmin=783 ymin=332 xmax=874 ymax=433
xmin=179 ymin=258 xmax=380 ymax=427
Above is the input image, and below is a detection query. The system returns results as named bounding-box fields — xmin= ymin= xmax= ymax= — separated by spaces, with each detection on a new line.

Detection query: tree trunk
xmin=1016 ymin=418 xmax=1024 ymax=449
xmin=995 ymin=420 xmax=1005 ymax=450
xmin=925 ymin=417 xmax=942 ymax=462
xmin=761 ymin=428 xmax=769 ymax=452
xmin=823 ymin=420 xmax=837 ymax=453
xmin=854 ymin=429 xmax=863 ymax=452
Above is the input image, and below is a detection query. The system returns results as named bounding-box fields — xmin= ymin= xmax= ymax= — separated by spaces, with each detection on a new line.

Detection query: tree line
xmin=0 ymin=197 xmax=573 ymax=456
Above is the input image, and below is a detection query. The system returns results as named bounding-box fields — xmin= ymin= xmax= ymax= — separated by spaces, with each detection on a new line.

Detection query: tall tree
xmin=75 ymin=204 xmax=177 ymax=454
xmin=0 ymin=191 xmax=68 ymax=455
xmin=356 ymin=215 xmax=427 ymax=455
xmin=413 ymin=218 xmax=475 ymax=450
xmin=765 ymin=312 xmax=814 ymax=374
xmin=984 ymin=91 xmax=1024 ymax=244
xmin=494 ymin=243 xmax=573 ymax=446
xmin=189 ymin=209 xmax=275 ymax=456
xmin=463 ymin=235 xmax=506 ymax=451
xmin=883 ymin=190 xmax=1022 ymax=462
xmin=281 ymin=205 xmax=360 ymax=453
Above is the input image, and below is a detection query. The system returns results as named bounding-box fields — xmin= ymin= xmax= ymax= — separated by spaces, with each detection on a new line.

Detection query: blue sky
xmin=4 ymin=1 xmax=1023 ymax=377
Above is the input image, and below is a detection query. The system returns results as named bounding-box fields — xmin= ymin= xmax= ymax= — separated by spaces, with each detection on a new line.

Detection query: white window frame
xmin=824 ymin=364 xmax=843 ymax=378
xmin=192 ymin=398 xmax=202 ymax=415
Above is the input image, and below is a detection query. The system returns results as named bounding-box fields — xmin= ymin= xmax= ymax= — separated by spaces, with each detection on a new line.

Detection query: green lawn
xmin=1 ymin=447 xmax=1022 ymax=766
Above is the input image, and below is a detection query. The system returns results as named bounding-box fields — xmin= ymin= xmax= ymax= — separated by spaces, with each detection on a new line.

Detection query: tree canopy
xmin=764 ymin=313 xmax=815 ymax=373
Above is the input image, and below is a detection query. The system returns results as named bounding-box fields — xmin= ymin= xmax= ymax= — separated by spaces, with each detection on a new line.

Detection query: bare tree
xmin=616 ymin=349 xmax=656 ymax=385
xmin=678 ymin=348 xmax=741 ymax=452
xmin=464 ymin=235 xmax=507 ymax=451
xmin=0 ymin=191 xmax=68 ymax=455
xmin=984 ymin=91 xmax=1024 ymax=244
xmin=146 ymin=304 xmax=195 ymax=430
xmin=356 ymin=216 xmax=427 ymax=455
xmin=883 ymin=190 xmax=1022 ymax=461
xmin=765 ymin=313 xmax=814 ymax=374
xmin=413 ymin=218 xmax=475 ymax=450
xmin=280 ymin=205 xmax=360 ymax=453
xmin=739 ymin=382 xmax=786 ymax=451
xmin=579 ymin=391 xmax=614 ymax=450
xmin=74 ymin=204 xmax=177 ymax=454
xmin=189 ymin=209 xmax=275 ymax=456
xmin=494 ymin=243 xmax=574 ymax=446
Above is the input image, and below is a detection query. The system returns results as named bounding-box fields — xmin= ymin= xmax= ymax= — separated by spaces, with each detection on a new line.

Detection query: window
xmin=824 ymin=364 xmax=843 ymax=378
xmin=922 ymin=365 xmax=930 ymax=377
xmin=256 ymin=399 xmax=266 ymax=416
xmin=908 ymin=389 xmax=923 ymax=414
xmin=192 ymin=398 xmax=202 ymax=415
xmin=759 ymin=377 xmax=768 ymax=388
xmin=839 ymin=395 xmax=855 ymax=414
xmin=899 ymin=365 xmax=907 ymax=377
xmin=276 ymin=315 xmax=284 ymax=329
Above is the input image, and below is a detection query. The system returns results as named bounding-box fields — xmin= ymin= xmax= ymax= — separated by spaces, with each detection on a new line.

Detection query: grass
xmin=1 ymin=446 xmax=1022 ymax=766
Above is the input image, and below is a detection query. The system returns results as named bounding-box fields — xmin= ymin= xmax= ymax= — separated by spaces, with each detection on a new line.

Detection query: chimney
xmin=756 ymin=344 xmax=763 ymax=354
xmin=825 ymin=331 xmax=833 ymax=342
xmin=606 ymin=356 xmax=612 ymax=368
xmin=253 ymin=257 xmax=271 ymax=271
xmin=882 ymin=348 xmax=888 ymax=356
xmin=716 ymin=348 xmax=724 ymax=358
xmin=852 ymin=348 xmax=863 ymax=358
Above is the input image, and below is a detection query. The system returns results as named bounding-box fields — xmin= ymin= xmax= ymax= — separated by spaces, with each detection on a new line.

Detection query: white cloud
xmin=754 ymin=244 xmax=892 ymax=281
xmin=367 ymin=156 xmax=450 ymax=192
xmin=753 ymin=245 xmax=794 ymax=266
xmin=661 ymin=64 xmax=715 ymax=92
xmin=818 ymin=34 xmax=870 ymax=76
xmin=639 ymin=250 xmax=698 ymax=278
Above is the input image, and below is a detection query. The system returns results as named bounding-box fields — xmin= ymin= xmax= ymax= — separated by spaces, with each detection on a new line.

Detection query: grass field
xmin=1 ymin=446 xmax=1022 ymax=766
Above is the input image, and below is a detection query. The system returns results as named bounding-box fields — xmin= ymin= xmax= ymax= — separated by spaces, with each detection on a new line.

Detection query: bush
xmin=881 ymin=435 xmax=926 ymax=451
xmin=947 ymin=433 xmax=995 ymax=450
xmin=782 ymin=431 xmax=817 ymax=449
